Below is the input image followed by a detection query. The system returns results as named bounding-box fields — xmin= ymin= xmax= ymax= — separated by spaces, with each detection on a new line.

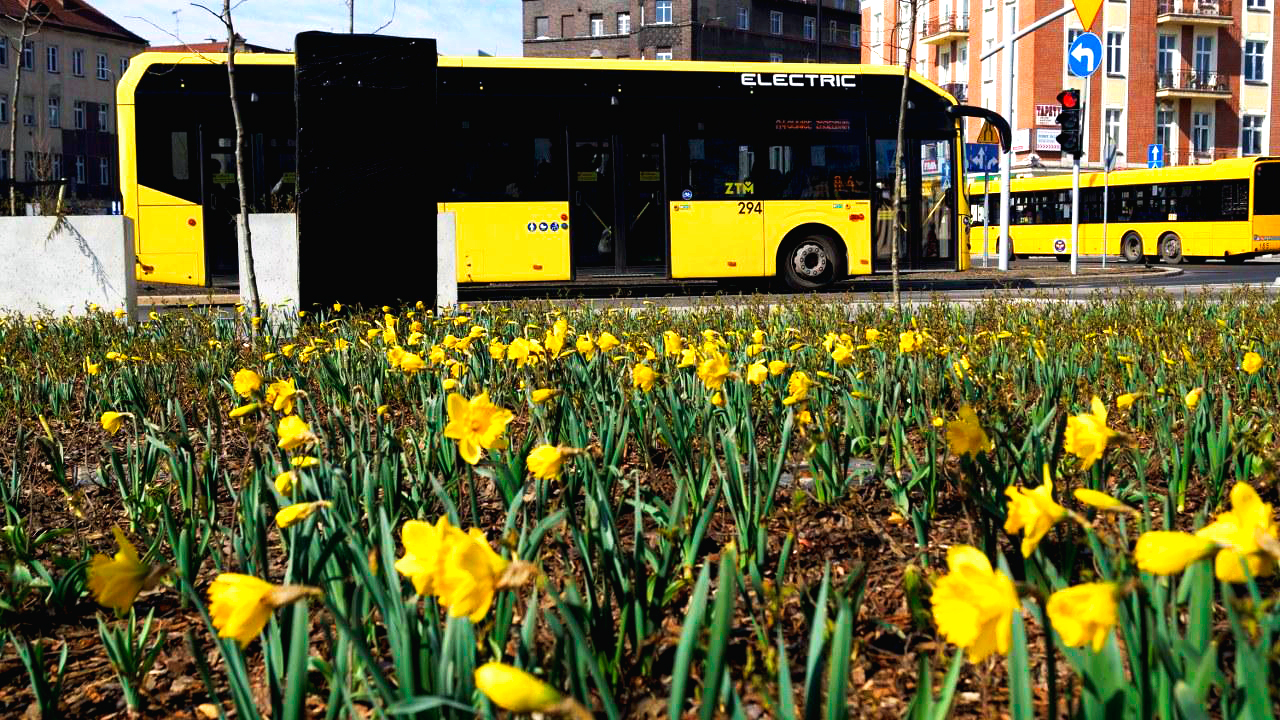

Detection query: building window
xmin=656 ymin=47 xmax=673 ymax=60
xmin=770 ymin=11 xmax=783 ymax=34
xmin=590 ymin=14 xmax=604 ymax=36
xmin=655 ymin=0 xmax=673 ymax=24
xmin=1156 ymin=106 xmax=1174 ymax=153
xmin=828 ymin=19 xmax=838 ymax=42
xmin=21 ymin=96 xmax=34 ymax=127
xmin=47 ymin=96 xmax=59 ymax=128
xmin=804 ymin=16 xmax=816 ymax=40
xmin=72 ymin=48 xmax=83 ymax=76
xmin=770 ymin=52 xmax=784 ymax=62
xmin=940 ymin=47 xmax=951 ymax=76
xmin=75 ymin=155 xmax=85 ymax=184
xmin=849 ymin=22 xmax=858 ymax=47
xmin=120 ymin=57 xmax=129 ymax=78
xmin=46 ymin=45 xmax=58 ymax=73
xmin=1106 ymin=31 xmax=1123 ymax=75
xmin=52 ymin=154 xmax=62 ymax=180
xmin=1067 ymin=28 xmax=1082 ymax=46
xmin=24 ymin=151 xmax=35 ymax=181
xmin=1157 ymin=34 xmax=1175 ymax=78
xmin=617 ymin=12 xmax=630 ymax=34
xmin=872 ymin=12 xmax=882 ymax=47
xmin=21 ymin=40 xmax=34 ymax=70
xmin=1243 ymin=115 xmax=1263 ymax=155
xmin=534 ymin=16 xmax=549 ymax=38
xmin=1193 ymin=35 xmax=1213 ymax=78
xmin=1245 ymin=40 xmax=1266 ymax=82
xmin=99 ymin=157 xmax=110 ymax=185
xmin=1105 ymin=108 xmax=1122 ymax=152
xmin=1248 ymin=0 xmax=1266 ymax=8
xmin=97 ymin=103 xmax=109 ymax=131
xmin=73 ymin=100 xmax=85 ymax=130
xmin=1192 ymin=112 xmax=1212 ymax=154
xmin=0 ymin=151 xmax=7 ymax=180
xmin=0 ymin=94 xmax=6 ymax=124
xmin=0 ymin=37 xmax=6 ymax=68
xmin=96 ymin=52 xmax=108 ymax=80
xmin=737 ymin=6 xmax=749 ymax=29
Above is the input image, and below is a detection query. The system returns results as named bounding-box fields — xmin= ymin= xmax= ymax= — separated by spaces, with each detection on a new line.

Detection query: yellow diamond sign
xmin=1073 ymin=0 xmax=1103 ymax=31
xmin=976 ymin=121 xmax=1000 ymax=145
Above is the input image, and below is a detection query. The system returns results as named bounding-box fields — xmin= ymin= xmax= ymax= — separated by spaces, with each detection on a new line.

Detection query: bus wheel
xmin=1159 ymin=233 xmax=1183 ymax=264
xmin=782 ymin=233 xmax=841 ymax=290
xmin=1121 ymin=233 xmax=1144 ymax=263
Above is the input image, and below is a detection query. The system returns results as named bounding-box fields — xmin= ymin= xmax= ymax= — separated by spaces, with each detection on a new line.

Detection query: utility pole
xmin=981 ymin=2 xmax=1075 ymax=271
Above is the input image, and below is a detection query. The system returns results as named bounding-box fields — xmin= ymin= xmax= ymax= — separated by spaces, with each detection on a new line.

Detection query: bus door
xmin=201 ymin=128 xmax=242 ymax=281
xmin=568 ymin=132 xmax=668 ymax=277
xmin=871 ymin=138 xmax=956 ymax=270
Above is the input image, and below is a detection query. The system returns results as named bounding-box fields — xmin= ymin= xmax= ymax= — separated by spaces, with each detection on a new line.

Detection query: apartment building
xmin=523 ymin=0 xmax=861 ymax=63
xmin=0 ymin=0 xmax=146 ymax=208
xmin=862 ymin=0 xmax=1280 ymax=172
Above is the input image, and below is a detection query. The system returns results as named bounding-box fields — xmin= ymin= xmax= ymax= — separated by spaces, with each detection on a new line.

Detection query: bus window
xmin=683 ymin=137 xmax=754 ymax=199
xmin=1255 ymin=163 xmax=1280 ymax=214
xmin=446 ymin=119 xmax=563 ymax=202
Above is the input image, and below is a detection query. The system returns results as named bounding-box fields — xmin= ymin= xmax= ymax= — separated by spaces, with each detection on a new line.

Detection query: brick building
xmin=0 ymin=0 xmax=147 ymax=209
xmin=862 ymin=0 xmax=1280 ymax=172
xmin=523 ymin=0 xmax=861 ymax=63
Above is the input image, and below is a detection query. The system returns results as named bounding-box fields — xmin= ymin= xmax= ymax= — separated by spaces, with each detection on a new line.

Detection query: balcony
xmin=1155 ymin=70 xmax=1232 ymax=98
xmin=921 ymin=14 xmax=968 ymax=45
xmin=941 ymin=82 xmax=967 ymax=102
xmin=1156 ymin=0 xmax=1233 ymax=26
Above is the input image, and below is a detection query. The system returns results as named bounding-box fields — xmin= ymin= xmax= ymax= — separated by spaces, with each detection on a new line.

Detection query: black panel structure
xmin=295 ymin=32 xmax=436 ymax=308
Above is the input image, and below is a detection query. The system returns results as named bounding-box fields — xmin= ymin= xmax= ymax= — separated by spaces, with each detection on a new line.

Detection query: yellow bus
xmin=967 ymin=157 xmax=1280 ymax=264
xmin=120 ymin=49 xmax=1008 ymax=290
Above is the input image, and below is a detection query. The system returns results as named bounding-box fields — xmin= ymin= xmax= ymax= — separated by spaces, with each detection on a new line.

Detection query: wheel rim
xmin=1125 ymin=238 xmax=1139 ymax=259
xmin=792 ymin=242 xmax=829 ymax=278
xmin=1163 ymin=236 xmax=1180 ymax=258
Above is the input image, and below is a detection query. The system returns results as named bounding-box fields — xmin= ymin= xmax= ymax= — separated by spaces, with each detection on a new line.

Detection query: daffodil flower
xmin=207 ymin=574 xmax=321 ymax=646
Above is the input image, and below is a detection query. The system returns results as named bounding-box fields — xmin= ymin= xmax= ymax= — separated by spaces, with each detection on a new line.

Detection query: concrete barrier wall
xmin=238 ymin=213 xmax=299 ymax=314
xmin=0 ymin=215 xmax=136 ymax=317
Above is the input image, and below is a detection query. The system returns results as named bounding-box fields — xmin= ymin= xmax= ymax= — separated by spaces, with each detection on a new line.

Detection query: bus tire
xmin=1121 ymin=233 xmax=1144 ymax=263
xmin=1159 ymin=233 xmax=1183 ymax=265
xmin=781 ymin=231 xmax=843 ymax=291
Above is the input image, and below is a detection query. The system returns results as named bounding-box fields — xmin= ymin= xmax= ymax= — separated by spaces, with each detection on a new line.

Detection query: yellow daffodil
xmin=899 ymin=330 xmax=920 ymax=354
xmin=1242 ymin=351 xmax=1263 ymax=375
xmin=437 ymin=528 xmax=509 ymax=622
xmin=932 ymin=417 xmax=944 ymax=428
xmin=831 ymin=344 xmax=853 ymax=366
xmin=443 ymin=392 xmax=514 ymax=465
xmin=233 ymin=369 xmax=262 ymax=398
xmin=230 ymin=402 xmax=260 ymax=418
xmin=768 ymin=360 xmax=788 ymax=376
xmin=662 ymin=330 xmax=683 ymax=356
xmin=266 ymin=378 xmax=299 ymax=414
xmin=399 ymin=352 xmax=426 ymax=374
xmin=396 ymin=516 xmax=452 ymax=595
xmin=1115 ymin=392 xmax=1142 ymax=410
xmin=678 ymin=347 xmax=699 ymax=368
xmin=1004 ymin=467 xmax=1068 ymax=557
xmin=531 ymin=388 xmax=561 ymax=404
xmin=275 ymin=470 xmax=297 ymax=495
xmin=710 ymin=391 xmax=724 ymax=407
xmin=696 ymin=352 xmax=730 ymax=390
xmin=507 ymin=338 xmax=533 ymax=368
xmin=474 ymin=662 xmax=565 ymax=714
xmin=930 ymin=545 xmax=1020 ymax=663
xmin=632 ymin=364 xmax=657 ymax=393
xmin=1194 ymin=481 xmax=1278 ymax=583
xmin=1073 ymin=488 xmax=1135 ymax=513
xmin=945 ymin=406 xmax=991 ymax=458
xmin=575 ymin=334 xmax=595 ymax=359
xmin=527 ymin=445 xmax=576 ymax=480
xmin=1133 ymin=531 xmax=1218 ymax=576
xmin=100 ymin=411 xmax=132 ymax=435
xmin=598 ymin=331 xmax=621 ymax=353
xmin=291 ymin=456 xmax=320 ymax=469
xmin=386 ymin=346 xmax=406 ymax=367
xmin=1047 ymin=582 xmax=1119 ymax=652
xmin=84 ymin=357 xmax=101 ymax=375
xmin=207 ymin=574 xmax=321 ymax=646
xmin=1064 ymin=396 xmax=1116 ymax=470
xmin=746 ymin=362 xmax=768 ymax=385
xmin=1185 ymin=387 xmax=1203 ymax=410
xmin=88 ymin=526 xmax=166 ymax=613
xmin=783 ymin=371 xmax=811 ymax=406
xmin=442 ymin=378 xmax=459 ymax=391
xmin=277 ymin=415 xmax=317 ymax=451
xmin=275 ymin=501 xmax=331 ymax=529
xmin=865 ymin=328 xmax=882 ymax=343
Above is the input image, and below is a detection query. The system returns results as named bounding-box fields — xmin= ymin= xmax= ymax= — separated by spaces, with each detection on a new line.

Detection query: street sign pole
xmin=1071 ymin=151 xmax=1080 ymax=275
xmin=1102 ymin=153 xmax=1110 ymax=269
xmin=983 ymin=176 xmax=991 ymax=268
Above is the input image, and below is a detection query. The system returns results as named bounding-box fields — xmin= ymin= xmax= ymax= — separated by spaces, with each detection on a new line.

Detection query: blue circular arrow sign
xmin=1068 ymin=32 xmax=1103 ymax=78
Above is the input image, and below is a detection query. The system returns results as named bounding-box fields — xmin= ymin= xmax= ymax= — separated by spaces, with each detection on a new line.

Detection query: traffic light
xmin=1056 ymin=89 xmax=1083 ymax=158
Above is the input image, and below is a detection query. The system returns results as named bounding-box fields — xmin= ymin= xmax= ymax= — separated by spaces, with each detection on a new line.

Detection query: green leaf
xmin=700 ymin=555 xmax=738 ymax=720
xmin=669 ymin=562 xmax=712 ymax=720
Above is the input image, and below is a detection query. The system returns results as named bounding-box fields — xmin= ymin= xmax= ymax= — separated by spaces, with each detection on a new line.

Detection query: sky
xmin=91 ymin=0 xmax=520 ymax=56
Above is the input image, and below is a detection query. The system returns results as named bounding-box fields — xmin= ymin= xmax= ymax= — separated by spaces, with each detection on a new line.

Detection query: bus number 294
xmin=737 ymin=201 xmax=763 ymax=215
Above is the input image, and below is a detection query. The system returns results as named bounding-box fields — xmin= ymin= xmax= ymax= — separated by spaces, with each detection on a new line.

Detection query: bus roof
xmin=968 ymin=156 xmax=1280 ymax=194
xmin=120 ymin=51 xmax=958 ymax=106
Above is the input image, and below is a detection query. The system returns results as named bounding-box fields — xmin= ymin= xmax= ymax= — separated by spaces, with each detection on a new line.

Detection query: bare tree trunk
xmin=890 ymin=0 xmax=919 ymax=309
xmin=348 ymin=0 xmax=354 ymax=32
xmin=224 ymin=1 xmax=261 ymax=321
xmin=6 ymin=9 xmax=33 ymax=216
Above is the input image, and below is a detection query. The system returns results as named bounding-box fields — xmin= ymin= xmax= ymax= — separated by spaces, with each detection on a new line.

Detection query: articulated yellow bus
xmin=968 ymin=157 xmax=1280 ymax=264
xmin=120 ymin=51 xmax=1008 ymax=290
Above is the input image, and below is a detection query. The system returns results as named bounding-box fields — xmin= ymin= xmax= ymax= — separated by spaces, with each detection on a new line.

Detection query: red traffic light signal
xmin=1057 ymin=89 xmax=1080 ymax=109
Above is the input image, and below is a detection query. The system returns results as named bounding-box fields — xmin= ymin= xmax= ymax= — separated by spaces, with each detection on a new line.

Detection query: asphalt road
xmin=1001 ymin=256 xmax=1280 ymax=288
